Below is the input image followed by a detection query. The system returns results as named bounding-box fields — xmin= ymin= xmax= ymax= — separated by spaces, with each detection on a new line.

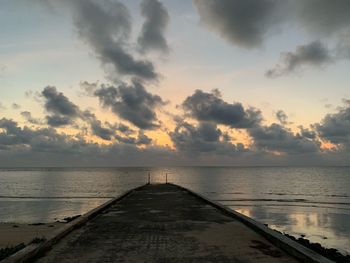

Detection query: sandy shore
xmin=0 ymin=222 xmax=65 ymax=248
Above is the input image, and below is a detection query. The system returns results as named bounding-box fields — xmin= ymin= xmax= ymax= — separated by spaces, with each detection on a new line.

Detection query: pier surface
xmin=35 ymin=184 xmax=298 ymax=262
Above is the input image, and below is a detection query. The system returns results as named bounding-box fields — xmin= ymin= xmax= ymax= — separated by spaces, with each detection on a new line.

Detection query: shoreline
xmin=0 ymin=222 xmax=65 ymax=249
xmin=281 ymin=232 xmax=350 ymax=262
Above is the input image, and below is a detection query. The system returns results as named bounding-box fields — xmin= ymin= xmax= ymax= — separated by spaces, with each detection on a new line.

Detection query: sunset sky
xmin=1 ymin=0 xmax=350 ymax=166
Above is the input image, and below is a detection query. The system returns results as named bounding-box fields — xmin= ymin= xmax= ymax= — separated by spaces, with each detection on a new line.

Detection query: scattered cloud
xmin=169 ymin=121 xmax=245 ymax=154
xmin=266 ymin=41 xmax=333 ymax=77
xmin=41 ymin=86 xmax=80 ymax=127
xmin=316 ymin=100 xmax=350 ymax=150
xmin=69 ymin=0 xmax=158 ymax=80
xmin=182 ymin=89 xmax=261 ymax=128
xmin=192 ymin=1 xmax=350 ymax=76
xmin=94 ymin=80 xmax=165 ymax=129
xmin=1 ymin=87 xmax=350 ymax=165
xmin=275 ymin=110 xmax=289 ymax=125
xmin=21 ymin=111 xmax=43 ymax=125
xmin=248 ymin=123 xmax=320 ymax=154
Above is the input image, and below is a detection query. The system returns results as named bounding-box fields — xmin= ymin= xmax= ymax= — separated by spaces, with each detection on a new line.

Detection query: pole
xmin=166 ymin=173 xmax=168 ymax=184
xmin=148 ymin=172 xmax=150 ymax=184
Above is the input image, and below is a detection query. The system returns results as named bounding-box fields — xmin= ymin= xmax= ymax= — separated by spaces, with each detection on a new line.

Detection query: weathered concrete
xmin=31 ymin=184 xmax=302 ymax=263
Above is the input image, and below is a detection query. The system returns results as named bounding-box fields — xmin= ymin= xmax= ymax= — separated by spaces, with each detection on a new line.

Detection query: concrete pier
xmin=8 ymin=184 xmax=332 ymax=262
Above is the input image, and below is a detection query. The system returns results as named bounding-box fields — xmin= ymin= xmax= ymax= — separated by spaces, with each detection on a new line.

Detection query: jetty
xmin=4 ymin=183 xmax=332 ymax=263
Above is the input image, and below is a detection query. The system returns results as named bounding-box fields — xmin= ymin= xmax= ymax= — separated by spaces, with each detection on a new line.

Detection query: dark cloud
xmin=193 ymin=1 xmax=350 ymax=48
xmin=294 ymin=0 xmax=350 ymax=36
xmin=82 ymin=110 xmax=138 ymax=143
xmin=169 ymin=121 xmax=245 ymax=154
xmin=248 ymin=123 xmax=320 ymax=154
xmin=193 ymin=1 xmax=350 ymax=75
xmin=180 ymin=89 xmax=320 ymax=155
xmin=21 ymin=111 xmax=43 ymax=125
xmin=275 ymin=110 xmax=289 ymax=125
xmin=94 ymin=81 xmax=165 ymax=129
xmin=114 ymin=123 xmax=134 ymax=135
xmin=266 ymin=41 xmax=333 ymax=77
xmin=298 ymin=126 xmax=317 ymax=140
xmin=0 ymin=117 xmax=167 ymax=167
xmin=0 ymin=118 xmax=29 ymax=148
xmin=82 ymin=111 xmax=115 ymax=141
xmin=70 ymin=0 xmax=158 ymax=80
xmin=0 ymin=117 xmax=86 ymax=153
xmin=316 ymin=101 xmax=350 ymax=149
xmin=46 ymin=115 xmax=72 ymax=127
xmin=138 ymin=0 xmax=170 ymax=53
xmin=113 ymin=130 xmax=152 ymax=146
xmin=193 ymin=0 xmax=283 ymax=48
xmin=40 ymin=86 xmax=150 ymax=144
xmin=182 ymin=89 xmax=261 ymax=128
xmin=136 ymin=131 xmax=152 ymax=145
xmin=41 ymin=86 xmax=80 ymax=127
xmin=41 ymin=86 xmax=80 ymax=116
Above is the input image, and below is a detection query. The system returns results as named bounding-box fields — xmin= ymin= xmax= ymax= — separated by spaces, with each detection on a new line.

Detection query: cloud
xmin=41 ymin=86 xmax=80 ymax=127
xmin=69 ymin=0 xmax=158 ymax=80
xmin=266 ymin=41 xmax=333 ymax=77
xmin=138 ymin=0 xmax=170 ymax=53
xmin=169 ymin=121 xmax=245 ymax=154
xmin=275 ymin=110 xmax=289 ymax=125
xmin=248 ymin=123 xmax=320 ymax=154
xmin=193 ymin=1 xmax=350 ymax=48
xmin=193 ymin=0 xmax=283 ymax=48
xmin=40 ymin=85 xmax=152 ymax=144
xmin=193 ymin=1 xmax=350 ymax=76
xmin=82 ymin=111 xmax=115 ymax=141
xmin=179 ymin=91 xmax=321 ymax=155
xmin=315 ymin=100 xmax=350 ymax=149
xmin=182 ymin=89 xmax=261 ymax=128
xmin=21 ymin=111 xmax=43 ymax=125
xmin=0 ymin=117 xmax=170 ymax=167
xmin=0 ymin=117 xmax=85 ymax=153
xmin=136 ymin=131 xmax=152 ymax=145
xmin=94 ymin=80 xmax=165 ymax=129
xmin=298 ymin=126 xmax=317 ymax=140
xmin=46 ymin=115 xmax=73 ymax=127
xmin=293 ymin=0 xmax=350 ymax=36
xmin=82 ymin=110 xmax=140 ymax=143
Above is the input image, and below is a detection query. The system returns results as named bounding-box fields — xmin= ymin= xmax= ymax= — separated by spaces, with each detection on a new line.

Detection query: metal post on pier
xmin=165 ymin=173 xmax=168 ymax=184
xmin=148 ymin=172 xmax=151 ymax=184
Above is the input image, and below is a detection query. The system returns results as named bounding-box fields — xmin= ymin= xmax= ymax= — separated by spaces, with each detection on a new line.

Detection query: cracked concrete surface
xmin=35 ymin=184 xmax=298 ymax=263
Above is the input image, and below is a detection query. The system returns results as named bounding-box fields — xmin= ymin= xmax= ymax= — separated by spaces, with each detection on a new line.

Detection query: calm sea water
xmin=0 ymin=167 xmax=349 ymax=254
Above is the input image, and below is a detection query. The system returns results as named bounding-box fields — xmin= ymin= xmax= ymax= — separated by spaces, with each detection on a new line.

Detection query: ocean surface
xmin=0 ymin=166 xmax=349 ymax=254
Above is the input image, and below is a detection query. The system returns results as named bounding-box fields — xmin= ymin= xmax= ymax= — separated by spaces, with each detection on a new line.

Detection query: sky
xmin=0 ymin=0 xmax=350 ymax=166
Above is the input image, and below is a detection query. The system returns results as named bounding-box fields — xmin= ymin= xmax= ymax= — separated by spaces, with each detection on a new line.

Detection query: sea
xmin=0 ymin=166 xmax=349 ymax=255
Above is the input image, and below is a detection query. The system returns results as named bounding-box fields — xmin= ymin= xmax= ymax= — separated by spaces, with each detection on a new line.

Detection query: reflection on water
xmin=0 ymin=166 xmax=349 ymax=254
xmin=0 ymin=198 xmax=109 ymax=223
xmin=233 ymin=207 xmax=350 ymax=255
